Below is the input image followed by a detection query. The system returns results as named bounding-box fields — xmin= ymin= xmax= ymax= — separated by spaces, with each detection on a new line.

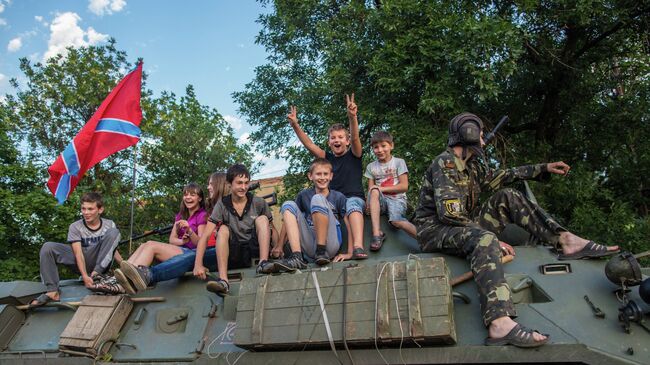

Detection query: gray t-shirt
xmin=66 ymin=218 xmax=117 ymax=248
xmin=209 ymin=193 xmax=273 ymax=243
xmin=364 ymin=156 xmax=409 ymax=201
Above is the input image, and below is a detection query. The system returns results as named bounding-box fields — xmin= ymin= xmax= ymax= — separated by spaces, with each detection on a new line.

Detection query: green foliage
xmin=0 ymin=41 xmax=252 ymax=281
xmin=236 ymin=0 xmax=650 ymax=253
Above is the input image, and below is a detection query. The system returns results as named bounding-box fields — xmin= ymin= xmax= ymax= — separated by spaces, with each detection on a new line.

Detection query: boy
xmin=365 ymin=131 xmax=416 ymax=251
xmin=288 ymin=93 xmax=367 ymax=260
xmin=30 ymin=192 xmax=121 ymax=307
xmin=193 ymin=164 xmax=276 ymax=295
xmin=275 ymin=158 xmax=349 ymax=270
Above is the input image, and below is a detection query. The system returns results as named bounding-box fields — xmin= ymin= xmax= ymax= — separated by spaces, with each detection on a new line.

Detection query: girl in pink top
xmin=124 ymin=182 xmax=207 ymax=265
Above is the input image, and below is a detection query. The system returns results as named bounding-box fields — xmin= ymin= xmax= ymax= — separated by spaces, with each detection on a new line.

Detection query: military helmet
xmin=605 ymin=251 xmax=643 ymax=286
xmin=448 ymin=112 xmax=484 ymax=147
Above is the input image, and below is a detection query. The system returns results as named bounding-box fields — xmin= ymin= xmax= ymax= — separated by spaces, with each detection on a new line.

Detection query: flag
xmin=47 ymin=62 xmax=143 ymax=204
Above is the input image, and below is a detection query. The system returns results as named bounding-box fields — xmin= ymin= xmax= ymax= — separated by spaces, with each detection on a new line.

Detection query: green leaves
xmin=236 ymin=0 xmax=650 ymax=254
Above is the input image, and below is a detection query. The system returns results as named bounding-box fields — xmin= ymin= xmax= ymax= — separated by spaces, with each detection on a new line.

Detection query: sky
xmin=0 ymin=0 xmax=288 ymax=179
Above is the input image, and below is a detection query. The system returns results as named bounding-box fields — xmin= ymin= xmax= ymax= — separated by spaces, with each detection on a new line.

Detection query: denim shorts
xmin=345 ymin=196 xmax=366 ymax=216
xmin=368 ymin=190 xmax=408 ymax=222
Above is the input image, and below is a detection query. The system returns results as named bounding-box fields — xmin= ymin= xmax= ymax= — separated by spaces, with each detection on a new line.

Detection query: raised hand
xmin=346 ymin=93 xmax=357 ymax=119
xmin=547 ymin=161 xmax=571 ymax=176
xmin=287 ymin=105 xmax=298 ymax=126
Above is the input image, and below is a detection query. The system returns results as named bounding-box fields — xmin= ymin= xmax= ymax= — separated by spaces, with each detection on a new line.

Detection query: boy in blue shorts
xmin=287 ymin=93 xmax=367 ymax=260
xmin=365 ymin=131 xmax=416 ymax=251
xmin=276 ymin=158 xmax=349 ymax=270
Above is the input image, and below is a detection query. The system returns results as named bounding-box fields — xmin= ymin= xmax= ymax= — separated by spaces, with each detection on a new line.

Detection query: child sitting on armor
xmin=287 ymin=93 xmax=368 ymax=260
xmin=30 ymin=192 xmax=121 ymax=306
xmin=364 ymin=131 xmax=416 ymax=251
xmin=275 ymin=158 xmax=349 ymax=271
xmin=194 ymin=164 xmax=277 ymax=295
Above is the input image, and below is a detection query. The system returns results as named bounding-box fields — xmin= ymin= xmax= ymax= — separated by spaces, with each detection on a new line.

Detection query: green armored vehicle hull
xmin=1 ymin=190 xmax=649 ymax=364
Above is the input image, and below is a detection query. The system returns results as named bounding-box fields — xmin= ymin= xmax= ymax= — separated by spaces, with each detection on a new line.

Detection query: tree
xmin=235 ymin=0 xmax=650 ymax=253
xmin=1 ymin=41 xmax=253 ymax=280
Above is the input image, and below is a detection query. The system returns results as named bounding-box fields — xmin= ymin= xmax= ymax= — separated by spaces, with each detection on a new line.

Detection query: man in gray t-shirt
xmin=31 ymin=192 xmax=121 ymax=307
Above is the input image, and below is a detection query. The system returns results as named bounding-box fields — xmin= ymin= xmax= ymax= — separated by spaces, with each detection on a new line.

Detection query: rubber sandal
xmin=206 ymin=278 xmax=230 ymax=295
xmin=558 ymin=241 xmax=619 ymax=260
xmin=28 ymin=293 xmax=57 ymax=308
xmin=370 ymin=233 xmax=386 ymax=251
xmin=485 ymin=324 xmax=549 ymax=348
xmin=352 ymin=247 xmax=368 ymax=260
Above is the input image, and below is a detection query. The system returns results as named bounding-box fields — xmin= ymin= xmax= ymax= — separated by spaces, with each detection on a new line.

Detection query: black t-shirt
xmin=326 ymin=149 xmax=364 ymax=199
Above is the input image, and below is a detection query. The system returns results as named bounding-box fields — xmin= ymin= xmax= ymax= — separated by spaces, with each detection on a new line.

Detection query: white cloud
xmin=87 ymin=27 xmax=108 ymax=43
xmin=7 ymin=37 xmax=21 ymax=52
xmin=237 ymin=132 xmax=250 ymax=145
xmin=225 ymin=66 xmax=231 ymax=72
xmin=88 ymin=0 xmax=126 ymax=16
xmin=0 ymin=73 xmax=5 ymax=82
xmin=223 ymin=115 xmax=242 ymax=130
xmin=35 ymin=15 xmax=47 ymax=26
xmin=44 ymin=12 xmax=109 ymax=60
xmin=0 ymin=18 xmax=6 ymax=26
xmin=0 ymin=3 xmax=4 ymax=13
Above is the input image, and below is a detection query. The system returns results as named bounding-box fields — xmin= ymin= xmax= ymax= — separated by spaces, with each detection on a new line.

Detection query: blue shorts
xmin=368 ymin=190 xmax=408 ymax=222
xmin=345 ymin=196 xmax=366 ymax=216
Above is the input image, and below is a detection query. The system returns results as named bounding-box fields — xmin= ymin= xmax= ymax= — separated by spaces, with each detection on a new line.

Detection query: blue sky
xmin=0 ymin=0 xmax=288 ymax=178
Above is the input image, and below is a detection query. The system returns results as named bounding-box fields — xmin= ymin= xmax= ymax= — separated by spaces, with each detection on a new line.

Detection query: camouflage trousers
xmin=415 ymin=188 xmax=565 ymax=326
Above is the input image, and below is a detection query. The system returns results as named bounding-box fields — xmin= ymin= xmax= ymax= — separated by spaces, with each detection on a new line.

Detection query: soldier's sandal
xmin=485 ymin=324 xmax=549 ymax=348
xmin=558 ymin=241 xmax=618 ymax=260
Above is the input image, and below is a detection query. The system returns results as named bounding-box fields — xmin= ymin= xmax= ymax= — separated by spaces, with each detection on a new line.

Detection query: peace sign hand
xmin=346 ymin=93 xmax=357 ymax=118
xmin=287 ymin=105 xmax=299 ymax=126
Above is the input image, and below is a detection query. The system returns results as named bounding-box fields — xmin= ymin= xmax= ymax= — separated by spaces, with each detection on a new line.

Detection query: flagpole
xmin=128 ymin=143 xmax=138 ymax=255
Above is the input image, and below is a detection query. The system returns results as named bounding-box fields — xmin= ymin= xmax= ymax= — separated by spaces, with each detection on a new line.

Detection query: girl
xmin=93 ymin=182 xmax=208 ymax=294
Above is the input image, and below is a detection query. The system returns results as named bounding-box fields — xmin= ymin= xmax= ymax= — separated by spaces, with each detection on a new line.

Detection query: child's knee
xmin=281 ymin=201 xmax=299 ymax=216
xmin=40 ymin=241 xmax=59 ymax=256
xmin=255 ymin=215 xmax=269 ymax=228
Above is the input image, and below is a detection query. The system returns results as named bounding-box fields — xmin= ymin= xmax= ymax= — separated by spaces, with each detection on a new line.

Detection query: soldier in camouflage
xmin=415 ymin=112 xmax=619 ymax=347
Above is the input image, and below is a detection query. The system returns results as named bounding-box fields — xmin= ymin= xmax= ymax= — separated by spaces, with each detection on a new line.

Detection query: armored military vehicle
xmin=1 ymin=182 xmax=649 ymax=365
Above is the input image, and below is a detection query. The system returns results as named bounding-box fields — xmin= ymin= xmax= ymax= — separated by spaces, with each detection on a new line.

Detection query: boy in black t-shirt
xmin=287 ymin=94 xmax=367 ymax=260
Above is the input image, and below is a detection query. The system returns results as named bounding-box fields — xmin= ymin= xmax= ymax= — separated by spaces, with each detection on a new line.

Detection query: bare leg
xmin=216 ymin=226 xmax=230 ymax=282
xmin=255 ymin=215 xmax=270 ymax=261
xmin=391 ymin=220 xmax=417 ymax=238
xmin=369 ymin=189 xmax=382 ymax=237
xmin=558 ymin=232 xmax=619 ymax=255
xmin=283 ymin=210 xmax=301 ymax=253
xmin=348 ymin=211 xmax=365 ymax=249
xmin=128 ymin=241 xmax=183 ymax=267
xmin=312 ymin=211 xmax=328 ymax=244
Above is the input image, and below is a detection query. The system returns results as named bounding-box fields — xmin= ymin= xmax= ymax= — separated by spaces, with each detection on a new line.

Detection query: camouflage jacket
xmin=415 ymin=149 xmax=549 ymax=227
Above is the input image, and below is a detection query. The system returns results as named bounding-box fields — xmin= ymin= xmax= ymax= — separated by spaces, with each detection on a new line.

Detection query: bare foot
xmin=488 ymin=316 xmax=547 ymax=342
xmin=558 ymin=232 xmax=619 ymax=255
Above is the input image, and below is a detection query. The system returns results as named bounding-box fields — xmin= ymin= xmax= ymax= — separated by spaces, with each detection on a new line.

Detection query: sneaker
xmin=119 ymin=261 xmax=151 ymax=291
xmin=113 ymin=269 xmax=137 ymax=295
xmin=276 ymin=253 xmax=307 ymax=272
xmin=206 ymin=278 xmax=230 ymax=295
xmin=256 ymin=260 xmax=278 ymax=274
xmin=315 ymin=249 xmax=331 ymax=266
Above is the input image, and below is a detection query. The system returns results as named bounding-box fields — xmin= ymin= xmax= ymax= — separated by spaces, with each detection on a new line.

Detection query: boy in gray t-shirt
xmin=193 ymin=164 xmax=276 ymax=295
xmin=30 ymin=192 xmax=121 ymax=307
xmin=364 ymin=131 xmax=417 ymax=251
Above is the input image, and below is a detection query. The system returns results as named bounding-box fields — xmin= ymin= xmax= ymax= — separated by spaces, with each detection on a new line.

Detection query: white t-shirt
xmin=364 ymin=157 xmax=408 ymax=201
